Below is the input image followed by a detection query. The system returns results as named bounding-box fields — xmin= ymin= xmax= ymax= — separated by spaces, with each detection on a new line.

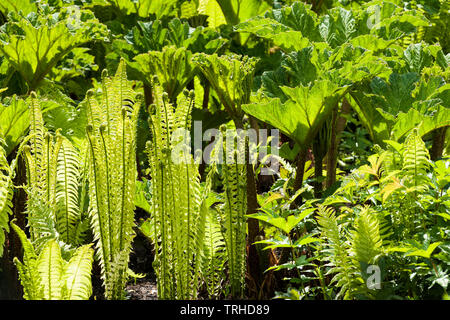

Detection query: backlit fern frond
xmin=201 ymin=206 xmax=226 ymax=299
xmin=316 ymin=205 xmax=357 ymax=299
xmin=24 ymin=95 xmax=64 ymax=242
xmin=0 ymin=136 xmax=13 ymax=257
xmin=146 ymin=82 xmax=205 ymax=299
xmin=11 ymin=222 xmax=42 ymax=300
xmin=402 ymin=128 xmax=430 ymax=188
xmin=86 ymin=59 xmax=142 ymax=300
xmin=350 ymin=206 xmax=384 ymax=265
xmin=12 ymin=221 xmax=94 ymax=300
xmin=213 ymin=126 xmax=247 ymax=298
xmin=25 ymin=189 xmax=59 ymax=254
xmin=37 ymin=239 xmax=65 ymax=300
xmin=55 ymin=137 xmax=82 ymax=245
xmin=61 ymin=244 xmax=94 ymax=300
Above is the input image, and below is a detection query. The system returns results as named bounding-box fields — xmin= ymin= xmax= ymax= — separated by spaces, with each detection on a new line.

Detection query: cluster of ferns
xmin=4 ymin=60 xmax=248 ymax=300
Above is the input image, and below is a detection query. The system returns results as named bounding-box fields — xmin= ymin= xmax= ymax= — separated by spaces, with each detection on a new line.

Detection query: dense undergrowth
xmin=0 ymin=0 xmax=449 ymax=300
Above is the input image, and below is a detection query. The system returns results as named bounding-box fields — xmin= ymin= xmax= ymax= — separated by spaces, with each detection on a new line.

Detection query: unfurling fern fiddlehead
xmin=211 ymin=126 xmax=248 ymax=298
xmin=23 ymin=93 xmax=83 ymax=249
xmin=146 ymin=79 xmax=206 ymax=299
xmin=85 ymin=59 xmax=142 ymax=300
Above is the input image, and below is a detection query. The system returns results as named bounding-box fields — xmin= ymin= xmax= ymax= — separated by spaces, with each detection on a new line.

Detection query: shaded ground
xmin=126 ymin=279 xmax=158 ymax=300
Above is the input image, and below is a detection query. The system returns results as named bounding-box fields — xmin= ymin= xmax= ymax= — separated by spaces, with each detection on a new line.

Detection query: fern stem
xmin=119 ymin=117 xmax=126 ymax=251
xmin=99 ymin=129 xmax=113 ymax=265
xmin=86 ymin=131 xmax=110 ymax=281
xmin=61 ymin=144 xmax=70 ymax=244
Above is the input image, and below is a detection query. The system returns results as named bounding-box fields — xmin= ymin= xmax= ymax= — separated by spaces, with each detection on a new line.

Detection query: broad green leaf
xmin=134 ymin=179 xmax=152 ymax=214
xmin=402 ymin=43 xmax=434 ymax=73
xmin=247 ymin=208 xmax=314 ymax=235
xmin=318 ymin=7 xmax=357 ymax=48
xmin=349 ymin=34 xmax=393 ymax=52
xmin=244 ymin=80 xmax=345 ymax=149
xmin=281 ymin=47 xmax=319 ymax=86
xmin=0 ymin=6 xmax=107 ymax=91
xmin=262 ymin=192 xmax=285 ymax=206
xmin=405 ymin=242 xmax=442 ymax=259
xmin=198 ymin=0 xmax=227 ymax=28
xmin=0 ymin=0 xmax=37 ymax=16
xmin=134 ymin=46 xmax=198 ymax=102
xmin=263 ymin=1 xmax=319 ymax=41
xmin=92 ymin=0 xmax=178 ymax=18
xmin=235 ymin=2 xmax=319 ymax=50
xmin=392 ymin=106 xmax=450 ymax=141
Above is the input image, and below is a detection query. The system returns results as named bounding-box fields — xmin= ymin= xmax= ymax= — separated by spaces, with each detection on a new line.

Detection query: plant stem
xmin=430 ymin=127 xmax=447 ymax=161
xmin=326 ymin=98 xmax=350 ymax=188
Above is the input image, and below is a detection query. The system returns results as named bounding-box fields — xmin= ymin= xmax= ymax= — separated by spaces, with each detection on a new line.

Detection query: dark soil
xmin=126 ymin=279 xmax=158 ymax=300
xmin=91 ymin=218 xmax=158 ymax=300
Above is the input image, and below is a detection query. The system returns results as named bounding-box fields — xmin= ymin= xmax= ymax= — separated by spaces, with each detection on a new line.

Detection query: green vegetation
xmin=0 ymin=0 xmax=448 ymax=301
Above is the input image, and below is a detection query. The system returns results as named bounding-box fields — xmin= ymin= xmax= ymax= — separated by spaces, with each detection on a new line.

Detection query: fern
xmin=212 ymin=126 xmax=248 ymax=298
xmin=351 ymin=207 xmax=383 ymax=265
xmin=24 ymin=189 xmax=59 ymax=254
xmin=11 ymin=221 xmax=94 ymax=300
xmin=402 ymin=128 xmax=430 ymax=188
xmin=201 ymin=203 xmax=226 ymax=299
xmin=55 ymin=137 xmax=82 ymax=245
xmin=11 ymin=221 xmax=43 ymax=300
xmin=86 ymin=59 xmax=142 ymax=300
xmin=146 ymin=80 xmax=209 ymax=299
xmin=0 ymin=135 xmax=13 ymax=257
xmin=317 ymin=205 xmax=386 ymax=299
xmin=61 ymin=244 xmax=95 ymax=300
xmin=23 ymin=94 xmax=61 ymax=242
xmin=23 ymin=93 xmax=83 ymax=248
xmin=316 ymin=205 xmax=357 ymax=299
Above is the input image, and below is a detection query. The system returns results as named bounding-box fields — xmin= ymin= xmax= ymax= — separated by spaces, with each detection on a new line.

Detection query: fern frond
xmin=0 ymin=136 xmax=13 ymax=257
xmin=11 ymin=221 xmax=43 ymax=300
xmin=28 ymin=92 xmax=46 ymax=189
xmin=316 ymin=205 xmax=357 ymax=299
xmin=86 ymin=59 xmax=141 ymax=300
xmin=402 ymin=128 xmax=430 ymax=187
xmin=215 ymin=127 xmax=247 ymax=298
xmin=201 ymin=207 xmax=226 ymax=299
xmin=146 ymin=84 xmax=204 ymax=299
xmin=350 ymin=207 xmax=383 ymax=265
xmin=25 ymin=189 xmax=60 ymax=254
xmin=12 ymin=221 xmax=94 ymax=300
xmin=62 ymin=244 xmax=94 ymax=300
xmin=36 ymin=240 xmax=65 ymax=300
xmin=55 ymin=137 xmax=82 ymax=245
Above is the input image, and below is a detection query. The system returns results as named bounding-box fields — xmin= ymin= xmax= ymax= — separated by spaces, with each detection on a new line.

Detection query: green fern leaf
xmin=62 ymin=244 xmax=94 ymax=300
xmin=0 ymin=136 xmax=13 ymax=257
xmin=37 ymin=240 xmax=65 ymax=300
xmin=351 ymin=207 xmax=383 ymax=265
